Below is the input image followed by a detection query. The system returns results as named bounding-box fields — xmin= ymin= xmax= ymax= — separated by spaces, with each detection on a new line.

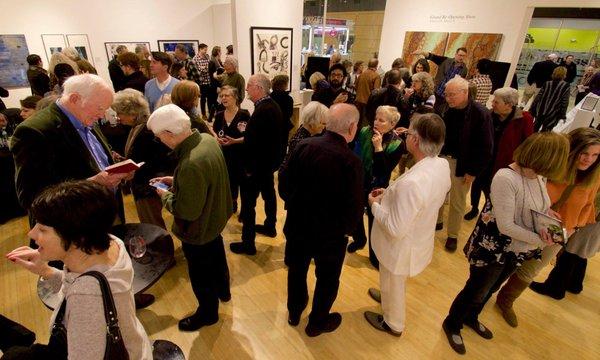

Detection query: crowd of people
xmin=0 ymin=41 xmax=599 ymax=359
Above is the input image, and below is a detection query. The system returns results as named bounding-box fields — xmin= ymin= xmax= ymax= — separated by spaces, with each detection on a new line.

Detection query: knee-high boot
xmin=495 ymin=274 xmax=530 ymax=327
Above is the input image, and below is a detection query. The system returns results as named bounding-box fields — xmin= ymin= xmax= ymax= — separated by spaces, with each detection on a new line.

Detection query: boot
xmin=495 ymin=274 xmax=529 ymax=327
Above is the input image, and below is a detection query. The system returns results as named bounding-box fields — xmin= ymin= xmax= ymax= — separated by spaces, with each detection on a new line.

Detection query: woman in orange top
xmin=495 ymin=127 xmax=600 ymax=327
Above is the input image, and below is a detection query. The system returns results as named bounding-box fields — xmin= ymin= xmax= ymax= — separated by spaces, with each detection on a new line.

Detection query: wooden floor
xmin=1 ymin=189 xmax=599 ymax=359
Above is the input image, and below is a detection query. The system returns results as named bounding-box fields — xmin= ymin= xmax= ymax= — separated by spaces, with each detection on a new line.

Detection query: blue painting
xmin=0 ymin=34 xmax=30 ymax=87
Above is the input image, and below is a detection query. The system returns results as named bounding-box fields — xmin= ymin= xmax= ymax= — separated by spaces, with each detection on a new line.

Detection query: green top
xmin=223 ymin=72 xmax=246 ymax=103
xmin=162 ymin=131 xmax=232 ymax=245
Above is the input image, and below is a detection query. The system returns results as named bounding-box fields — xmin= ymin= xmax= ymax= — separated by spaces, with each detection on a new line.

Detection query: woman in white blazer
xmin=364 ymin=113 xmax=451 ymax=336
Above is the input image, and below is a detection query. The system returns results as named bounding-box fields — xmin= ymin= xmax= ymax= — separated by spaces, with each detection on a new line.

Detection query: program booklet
xmin=105 ymin=159 xmax=145 ymax=174
xmin=530 ymin=209 xmax=568 ymax=245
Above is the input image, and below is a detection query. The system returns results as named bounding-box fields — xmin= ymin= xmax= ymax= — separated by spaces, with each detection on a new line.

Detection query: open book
xmin=105 ymin=159 xmax=145 ymax=174
xmin=531 ymin=209 xmax=568 ymax=245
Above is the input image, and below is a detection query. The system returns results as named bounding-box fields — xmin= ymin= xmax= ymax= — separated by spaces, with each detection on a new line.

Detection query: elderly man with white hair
xmin=364 ymin=113 xmax=450 ymax=337
xmin=147 ymin=103 xmax=232 ymax=331
xmin=436 ymin=76 xmax=493 ymax=253
xmin=11 ymin=74 xmax=130 ymax=218
xmin=230 ymin=74 xmax=284 ymax=255
xmin=279 ymin=103 xmax=363 ymax=337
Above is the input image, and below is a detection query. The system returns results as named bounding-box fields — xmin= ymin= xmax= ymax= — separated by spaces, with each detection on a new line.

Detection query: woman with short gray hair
xmin=464 ymin=87 xmax=534 ymax=220
xmin=349 ymin=105 xmax=406 ymax=267
xmin=111 ymin=89 xmax=175 ymax=230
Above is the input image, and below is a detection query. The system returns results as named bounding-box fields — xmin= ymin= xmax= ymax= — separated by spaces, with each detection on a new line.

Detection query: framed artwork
xmin=445 ymin=33 xmax=503 ymax=78
xmin=0 ymin=34 xmax=30 ymax=87
xmin=158 ymin=40 xmax=199 ymax=58
xmin=66 ymin=34 xmax=94 ymax=65
xmin=105 ymin=42 xmax=151 ymax=61
xmin=250 ymin=27 xmax=293 ymax=91
xmin=41 ymin=34 xmax=66 ymax=63
xmin=402 ymin=31 xmax=449 ymax=78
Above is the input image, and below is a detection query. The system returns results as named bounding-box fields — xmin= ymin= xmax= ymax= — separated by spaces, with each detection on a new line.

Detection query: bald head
xmin=326 ymin=103 xmax=360 ymax=142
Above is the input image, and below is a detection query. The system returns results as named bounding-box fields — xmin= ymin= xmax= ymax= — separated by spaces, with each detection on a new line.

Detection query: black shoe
xmin=288 ymin=312 xmax=301 ymax=326
xmin=445 ymin=237 xmax=458 ymax=252
xmin=305 ymin=313 xmax=342 ymax=337
xmin=134 ymin=293 xmax=155 ymax=309
xmin=255 ymin=224 xmax=277 ymax=237
xmin=364 ymin=311 xmax=402 ymax=337
xmin=566 ymin=286 xmax=583 ymax=294
xmin=219 ymin=292 xmax=232 ymax=302
xmin=435 ymin=222 xmax=444 ymax=231
xmin=178 ymin=312 xmax=218 ymax=331
xmin=442 ymin=319 xmax=466 ymax=355
xmin=368 ymin=288 xmax=381 ymax=303
xmin=464 ymin=207 xmax=479 ymax=221
xmin=465 ymin=320 xmax=493 ymax=339
xmin=229 ymin=241 xmax=257 ymax=255
xmin=347 ymin=241 xmax=366 ymax=253
xmin=529 ymin=282 xmax=564 ymax=300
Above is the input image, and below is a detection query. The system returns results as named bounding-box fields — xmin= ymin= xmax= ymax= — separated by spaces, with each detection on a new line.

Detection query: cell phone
xmin=150 ymin=182 xmax=169 ymax=191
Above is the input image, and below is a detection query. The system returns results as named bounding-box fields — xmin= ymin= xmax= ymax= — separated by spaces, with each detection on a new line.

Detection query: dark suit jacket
xmin=279 ymin=131 xmax=364 ymax=243
xmin=108 ymin=58 xmax=126 ymax=92
xmin=27 ymin=66 xmax=50 ymax=97
xmin=243 ymin=98 xmax=284 ymax=174
xmin=10 ymin=103 xmax=124 ymax=221
xmin=123 ymin=71 xmax=149 ymax=93
xmin=527 ymin=60 xmax=557 ymax=87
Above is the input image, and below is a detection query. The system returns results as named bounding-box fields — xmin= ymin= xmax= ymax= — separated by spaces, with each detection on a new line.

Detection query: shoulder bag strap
xmin=551 ymin=184 xmax=576 ymax=212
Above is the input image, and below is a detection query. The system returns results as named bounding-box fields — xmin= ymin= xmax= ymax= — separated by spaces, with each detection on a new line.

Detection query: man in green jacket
xmin=147 ymin=104 xmax=233 ymax=332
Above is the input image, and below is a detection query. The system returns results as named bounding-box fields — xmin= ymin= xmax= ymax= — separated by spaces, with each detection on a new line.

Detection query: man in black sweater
xmin=279 ymin=103 xmax=363 ymax=337
xmin=26 ymin=54 xmax=50 ymax=97
xmin=230 ymin=74 xmax=284 ymax=255
xmin=522 ymin=53 xmax=558 ymax=106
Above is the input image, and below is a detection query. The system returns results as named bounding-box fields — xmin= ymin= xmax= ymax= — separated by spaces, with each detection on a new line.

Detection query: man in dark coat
xmin=522 ymin=53 xmax=558 ymax=106
xmin=279 ymin=103 xmax=363 ymax=337
xmin=365 ymin=69 xmax=404 ymax=127
xmin=26 ymin=54 xmax=50 ymax=97
xmin=560 ymin=54 xmax=577 ymax=84
xmin=435 ymin=76 xmax=493 ymax=253
xmin=229 ymin=74 xmax=284 ymax=255
xmin=118 ymin=52 xmax=149 ymax=93
xmin=312 ymin=63 xmax=355 ymax=107
xmin=108 ymin=45 xmax=128 ymax=92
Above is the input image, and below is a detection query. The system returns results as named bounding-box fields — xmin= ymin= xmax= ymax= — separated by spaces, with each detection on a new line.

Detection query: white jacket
xmin=371 ymin=156 xmax=451 ymax=276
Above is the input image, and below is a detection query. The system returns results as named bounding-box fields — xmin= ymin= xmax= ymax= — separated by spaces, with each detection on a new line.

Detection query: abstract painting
xmin=445 ymin=33 xmax=503 ymax=78
xmin=0 ymin=34 xmax=30 ymax=87
xmin=250 ymin=27 xmax=293 ymax=91
xmin=158 ymin=40 xmax=199 ymax=58
xmin=105 ymin=42 xmax=151 ymax=61
xmin=402 ymin=31 xmax=449 ymax=76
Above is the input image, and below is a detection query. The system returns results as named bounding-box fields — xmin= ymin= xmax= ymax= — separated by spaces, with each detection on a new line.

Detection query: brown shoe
xmin=495 ymin=274 xmax=530 ymax=328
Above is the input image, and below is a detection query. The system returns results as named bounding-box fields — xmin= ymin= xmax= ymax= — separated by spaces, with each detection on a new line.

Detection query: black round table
xmin=38 ymin=223 xmax=174 ymax=310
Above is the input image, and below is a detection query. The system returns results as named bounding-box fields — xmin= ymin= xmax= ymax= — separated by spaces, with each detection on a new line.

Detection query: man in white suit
xmin=364 ymin=113 xmax=451 ymax=336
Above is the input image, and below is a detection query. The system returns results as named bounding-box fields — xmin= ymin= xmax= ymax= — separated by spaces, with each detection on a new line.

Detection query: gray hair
xmin=411 ymin=71 xmax=435 ymax=98
xmin=220 ymin=85 xmax=239 ymax=105
xmin=445 ymin=75 xmax=468 ymax=92
xmin=111 ymin=89 xmax=150 ymax=122
xmin=62 ymin=74 xmax=113 ymax=101
xmin=309 ymin=72 xmax=325 ymax=88
xmin=326 ymin=103 xmax=359 ymax=135
xmin=252 ymin=73 xmax=271 ymax=94
xmin=410 ymin=113 xmax=446 ymax=157
xmin=493 ymin=87 xmax=519 ymax=107
xmin=224 ymin=56 xmax=239 ymax=71
xmin=376 ymin=105 xmax=401 ymax=127
xmin=301 ymin=101 xmax=329 ymax=128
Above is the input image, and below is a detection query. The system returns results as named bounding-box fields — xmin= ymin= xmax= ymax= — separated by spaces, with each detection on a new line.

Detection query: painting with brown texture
xmin=402 ymin=31 xmax=449 ymax=78
xmin=445 ymin=33 xmax=503 ymax=78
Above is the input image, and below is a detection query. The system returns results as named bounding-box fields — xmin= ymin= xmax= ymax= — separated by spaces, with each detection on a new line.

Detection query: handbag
xmin=46 ymin=271 xmax=130 ymax=360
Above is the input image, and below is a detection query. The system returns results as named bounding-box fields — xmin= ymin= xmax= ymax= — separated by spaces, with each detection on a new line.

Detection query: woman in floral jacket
xmin=441 ymin=132 xmax=569 ymax=355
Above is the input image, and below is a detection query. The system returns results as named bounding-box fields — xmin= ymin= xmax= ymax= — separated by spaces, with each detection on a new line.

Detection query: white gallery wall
xmin=378 ymin=0 xmax=600 ymax=86
xmin=0 ymin=0 xmax=233 ymax=108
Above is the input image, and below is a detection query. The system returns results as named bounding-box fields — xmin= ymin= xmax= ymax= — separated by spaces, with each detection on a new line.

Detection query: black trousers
xmin=351 ymin=200 xmax=377 ymax=267
xmin=543 ymin=251 xmax=588 ymax=296
xmin=240 ymin=171 xmax=277 ymax=246
xmin=286 ymin=236 xmax=348 ymax=324
xmin=181 ymin=235 xmax=230 ymax=321
xmin=468 ymin=175 xmax=491 ymax=210
xmin=445 ymin=255 xmax=518 ymax=332
xmin=204 ymin=85 xmax=218 ymax=121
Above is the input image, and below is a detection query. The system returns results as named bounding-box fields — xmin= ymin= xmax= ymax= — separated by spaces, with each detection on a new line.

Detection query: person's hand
xmin=112 ymin=151 xmax=126 ymax=162
xmin=89 ymin=171 xmax=128 ymax=188
xmin=149 ymin=176 xmax=173 ymax=186
xmin=218 ymin=136 xmax=230 ymax=146
xmin=225 ymin=136 xmax=243 ymax=145
xmin=155 ymin=187 xmax=168 ymax=197
xmin=539 ymin=229 xmax=554 ymax=246
xmin=547 ymin=208 xmax=562 ymax=220
xmin=6 ymin=246 xmax=53 ymax=277
xmin=370 ymin=188 xmax=385 ymax=197
xmin=404 ymin=88 xmax=414 ymax=99
xmin=463 ymin=174 xmax=475 ymax=186
xmin=393 ymin=127 xmax=408 ymax=137
xmin=334 ymin=92 xmax=348 ymax=104
xmin=372 ymin=130 xmax=383 ymax=152
xmin=368 ymin=191 xmax=384 ymax=207
xmin=122 ymin=171 xmax=135 ymax=182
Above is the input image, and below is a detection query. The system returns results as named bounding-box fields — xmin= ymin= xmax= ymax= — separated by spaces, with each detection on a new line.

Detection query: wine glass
xmin=128 ymin=235 xmax=147 ymax=260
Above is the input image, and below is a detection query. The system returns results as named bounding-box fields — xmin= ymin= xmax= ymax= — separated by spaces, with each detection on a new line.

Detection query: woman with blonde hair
xmin=443 ymin=132 xmax=569 ymax=355
xmin=170 ymin=80 xmax=212 ymax=135
xmin=349 ymin=106 xmax=405 ymax=266
xmin=62 ymin=47 xmax=97 ymax=74
xmin=531 ymin=66 xmax=570 ymax=132
xmin=48 ymin=52 xmax=79 ymax=90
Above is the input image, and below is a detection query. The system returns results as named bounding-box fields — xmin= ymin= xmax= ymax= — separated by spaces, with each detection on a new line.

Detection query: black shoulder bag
xmin=46 ymin=270 xmax=130 ymax=360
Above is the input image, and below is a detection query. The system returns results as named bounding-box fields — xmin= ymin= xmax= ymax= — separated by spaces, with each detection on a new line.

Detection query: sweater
xmin=144 ymin=76 xmax=180 ymax=112
xmin=44 ymin=237 xmax=152 ymax=360
xmin=547 ymin=180 xmax=599 ymax=232
xmin=222 ymin=72 xmax=245 ymax=103
xmin=162 ymin=131 xmax=232 ymax=245
xmin=490 ymin=168 xmax=549 ymax=254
